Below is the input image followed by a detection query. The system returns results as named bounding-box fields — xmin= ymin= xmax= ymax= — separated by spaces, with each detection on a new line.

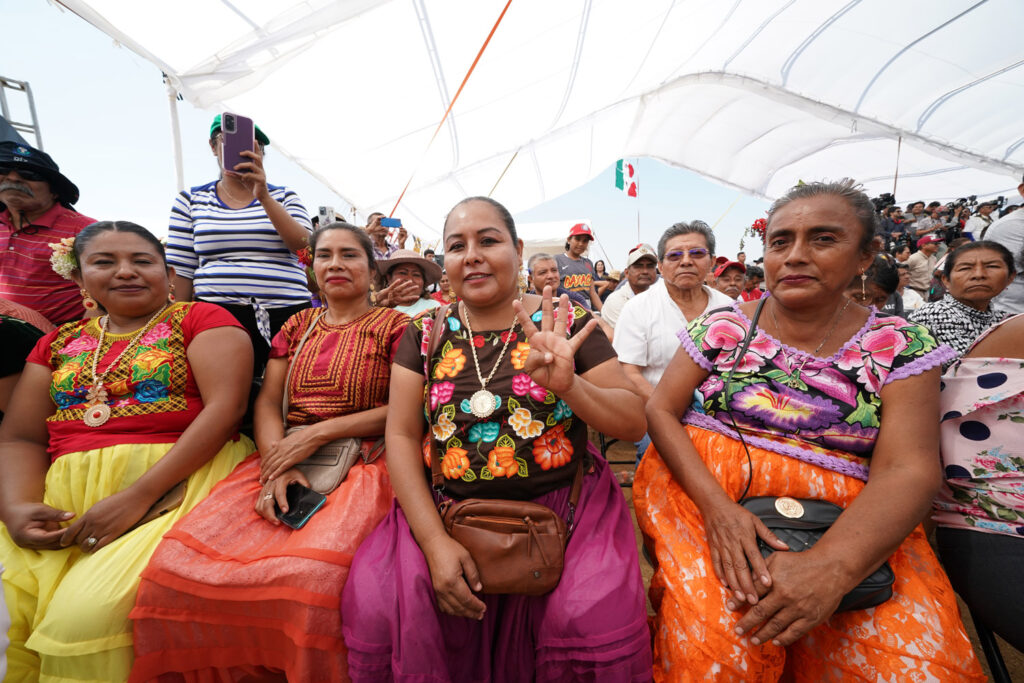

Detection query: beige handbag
xmin=281 ymin=310 xmax=383 ymax=494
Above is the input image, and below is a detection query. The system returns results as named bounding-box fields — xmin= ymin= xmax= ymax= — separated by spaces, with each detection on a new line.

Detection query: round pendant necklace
xmin=460 ymin=302 xmax=519 ymax=419
xmin=769 ymin=297 xmax=851 ymax=388
xmin=83 ymin=304 xmax=170 ymax=427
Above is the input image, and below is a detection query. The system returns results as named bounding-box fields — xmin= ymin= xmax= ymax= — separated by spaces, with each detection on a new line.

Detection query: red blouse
xmin=26 ymin=302 xmax=243 ymax=460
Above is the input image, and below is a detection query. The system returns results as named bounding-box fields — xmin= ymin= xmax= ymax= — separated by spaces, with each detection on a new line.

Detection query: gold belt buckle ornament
xmin=775 ymin=497 xmax=805 ymax=519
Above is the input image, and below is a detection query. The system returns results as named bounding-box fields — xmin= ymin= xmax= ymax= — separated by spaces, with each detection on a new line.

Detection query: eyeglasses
xmin=663 ymin=248 xmax=710 ymax=262
xmin=0 ymin=166 xmax=45 ymax=182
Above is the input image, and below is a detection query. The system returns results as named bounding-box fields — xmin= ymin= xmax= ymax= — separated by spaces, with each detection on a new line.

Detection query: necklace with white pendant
xmin=460 ymin=302 xmax=519 ymax=419
xmin=82 ymin=304 xmax=170 ymax=427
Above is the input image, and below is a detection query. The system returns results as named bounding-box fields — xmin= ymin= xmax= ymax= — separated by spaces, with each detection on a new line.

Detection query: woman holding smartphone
xmin=166 ymin=114 xmax=314 ymax=383
xmin=131 ymin=222 xmax=409 ymax=681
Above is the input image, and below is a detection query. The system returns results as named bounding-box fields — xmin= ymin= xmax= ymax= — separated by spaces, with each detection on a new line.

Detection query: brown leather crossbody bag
xmin=425 ymin=305 xmax=583 ymax=596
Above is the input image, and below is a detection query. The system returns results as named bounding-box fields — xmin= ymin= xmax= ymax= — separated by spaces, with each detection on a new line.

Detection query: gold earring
xmin=168 ymin=282 xmax=176 ymax=303
xmin=518 ymin=271 xmax=528 ymax=294
xmin=860 ymin=271 xmax=868 ymax=297
xmin=369 ymin=281 xmax=377 ymax=306
xmin=80 ymin=288 xmax=98 ymax=312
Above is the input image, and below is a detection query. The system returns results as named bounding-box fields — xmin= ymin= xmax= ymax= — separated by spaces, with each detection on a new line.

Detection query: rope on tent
xmin=711 ymin=192 xmax=743 ymax=230
xmin=487 ymin=148 xmax=520 ymax=197
xmin=389 ymin=0 xmax=514 ymax=217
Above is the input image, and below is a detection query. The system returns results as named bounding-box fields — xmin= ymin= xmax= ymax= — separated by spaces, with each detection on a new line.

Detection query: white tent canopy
xmin=60 ymin=0 xmax=1024 ymax=238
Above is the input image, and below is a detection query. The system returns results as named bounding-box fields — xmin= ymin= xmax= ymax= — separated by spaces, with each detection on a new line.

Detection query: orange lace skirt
xmin=634 ymin=425 xmax=984 ymax=682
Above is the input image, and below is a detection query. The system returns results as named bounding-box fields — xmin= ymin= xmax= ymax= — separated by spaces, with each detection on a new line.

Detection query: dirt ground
xmin=602 ymin=438 xmax=1023 ymax=681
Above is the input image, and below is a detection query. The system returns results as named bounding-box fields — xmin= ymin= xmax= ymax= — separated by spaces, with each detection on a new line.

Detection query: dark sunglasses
xmin=664 ymin=248 xmax=710 ymax=262
xmin=0 ymin=166 xmax=46 ymax=182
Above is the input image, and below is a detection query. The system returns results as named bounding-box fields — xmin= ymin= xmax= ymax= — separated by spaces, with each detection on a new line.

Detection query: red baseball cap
xmin=916 ymin=235 xmax=942 ymax=248
xmin=567 ymin=223 xmax=594 ymax=240
xmin=714 ymin=261 xmax=746 ymax=278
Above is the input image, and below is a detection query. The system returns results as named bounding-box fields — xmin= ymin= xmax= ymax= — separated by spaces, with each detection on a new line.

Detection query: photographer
xmin=963 ymin=200 xmax=997 ymax=240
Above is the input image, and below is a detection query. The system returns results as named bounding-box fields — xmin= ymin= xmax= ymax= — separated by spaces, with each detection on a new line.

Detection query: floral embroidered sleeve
xmin=677 ymin=308 xmax=750 ymax=373
xmin=876 ymin=319 xmax=955 ymax=386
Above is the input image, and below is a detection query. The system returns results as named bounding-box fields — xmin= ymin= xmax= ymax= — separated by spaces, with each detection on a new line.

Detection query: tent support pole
xmin=165 ymin=76 xmax=184 ymax=193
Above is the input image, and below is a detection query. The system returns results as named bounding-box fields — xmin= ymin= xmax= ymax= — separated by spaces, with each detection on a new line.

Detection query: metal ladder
xmin=0 ymin=76 xmax=43 ymax=149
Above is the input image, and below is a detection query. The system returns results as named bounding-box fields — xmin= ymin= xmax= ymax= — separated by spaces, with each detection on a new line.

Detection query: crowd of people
xmin=0 ymin=122 xmax=1021 ymax=682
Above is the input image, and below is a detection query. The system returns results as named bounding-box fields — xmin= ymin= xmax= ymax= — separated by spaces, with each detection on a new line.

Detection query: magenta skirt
xmin=341 ymin=452 xmax=652 ymax=682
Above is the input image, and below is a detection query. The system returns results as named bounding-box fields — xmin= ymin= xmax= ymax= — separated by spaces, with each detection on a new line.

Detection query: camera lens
xmin=224 ymin=114 xmax=235 ymax=133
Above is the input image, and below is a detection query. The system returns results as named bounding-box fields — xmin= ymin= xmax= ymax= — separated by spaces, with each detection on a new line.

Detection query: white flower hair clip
xmin=49 ymin=236 xmax=78 ymax=280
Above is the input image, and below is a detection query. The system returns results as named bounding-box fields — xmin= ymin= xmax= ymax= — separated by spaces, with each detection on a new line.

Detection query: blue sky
xmin=6 ymin=1 xmax=771 ymax=268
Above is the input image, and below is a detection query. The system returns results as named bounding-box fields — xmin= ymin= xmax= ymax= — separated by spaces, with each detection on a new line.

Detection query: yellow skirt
xmin=1 ymin=437 xmax=253 ymax=683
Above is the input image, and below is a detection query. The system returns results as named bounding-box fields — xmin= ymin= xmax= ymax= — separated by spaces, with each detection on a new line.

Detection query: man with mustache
xmin=0 ymin=142 xmax=95 ymax=325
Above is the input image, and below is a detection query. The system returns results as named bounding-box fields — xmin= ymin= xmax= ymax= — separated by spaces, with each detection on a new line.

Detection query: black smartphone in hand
xmin=275 ymin=482 xmax=326 ymax=529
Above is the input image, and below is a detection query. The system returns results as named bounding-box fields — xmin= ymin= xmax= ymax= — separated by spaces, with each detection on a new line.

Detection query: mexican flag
xmin=615 ymin=159 xmax=638 ymax=197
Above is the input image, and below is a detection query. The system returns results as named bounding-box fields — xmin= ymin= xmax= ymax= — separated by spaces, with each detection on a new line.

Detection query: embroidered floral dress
xmin=682 ymin=303 xmax=954 ymax=480
xmin=934 ymin=314 xmax=1024 ymax=536
xmin=396 ymin=303 xmax=614 ymax=500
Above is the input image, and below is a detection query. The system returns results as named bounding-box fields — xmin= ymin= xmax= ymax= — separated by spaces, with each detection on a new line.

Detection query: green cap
xmin=210 ymin=114 xmax=270 ymax=146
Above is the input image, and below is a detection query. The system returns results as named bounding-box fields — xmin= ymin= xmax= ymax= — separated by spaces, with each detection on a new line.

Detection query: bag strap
xmin=722 ymin=297 xmax=767 ymax=503
xmin=282 ymin=309 xmax=327 ymax=422
xmin=426 ymin=305 xmax=451 ymax=491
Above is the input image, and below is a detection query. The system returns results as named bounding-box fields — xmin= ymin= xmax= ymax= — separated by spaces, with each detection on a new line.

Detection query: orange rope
xmin=389 ymin=0 xmax=514 ymax=217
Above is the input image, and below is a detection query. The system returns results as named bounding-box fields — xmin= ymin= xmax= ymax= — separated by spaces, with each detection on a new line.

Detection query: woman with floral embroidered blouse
xmin=934 ymin=311 xmax=1024 ymax=651
xmin=0 ymin=221 xmax=253 ymax=680
xmin=342 ymin=196 xmax=652 ymax=681
xmin=635 ymin=180 xmax=984 ymax=681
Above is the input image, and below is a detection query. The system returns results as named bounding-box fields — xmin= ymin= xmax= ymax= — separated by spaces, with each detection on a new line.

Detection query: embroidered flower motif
xmin=472 ymin=335 xmax=485 ymax=348
xmin=432 ymin=411 xmax=456 ymax=441
xmin=511 ymin=373 xmax=547 ymax=401
xmin=510 ymin=342 xmax=531 ymax=370
xmin=419 ymin=316 xmax=434 ymax=357
xmin=703 ymin=316 xmax=746 ymax=351
xmin=52 ymin=360 xmax=83 ymax=390
xmin=134 ymin=378 xmax=169 ymax=403
xmin=446 ymin=316 xmax=461 ymax=331
xmin=133 ymin=348 xmax=174 ymax=374
xmin=421 ymin=434 xmax=432 ymax=466
xmin=60 ymin=334 xmax=98 ymax=357
xmin=488 ymin=446 xmax=519 ymax=478
xmin=553 ymin=399 xmax=572 ymax=421
xmin=532 ymin=424 xmax=573 ymax=470
xmin=433 ymin=347 xmax=466 ymax=379
xmin=430 ymin=381 xmax=455 ymax=410
xmin=508 ymin=407 xmax=544 ymax=439
xmin=836 ymin=323 xmax=909 ymax=393
xmin=140 ymin=322 xmax=172 ymax=347
xmin=441 ymin=447 xmax=470 ymax=479
xmin=54 ymin=391 xmax=81 ymax=409
xmin=732 ymin=381 xmax=842 ymax=432
xmin=469 ymin=422 xmax=500 ymax=443
xmin=500 ymin=330 xmax=518 ymax=344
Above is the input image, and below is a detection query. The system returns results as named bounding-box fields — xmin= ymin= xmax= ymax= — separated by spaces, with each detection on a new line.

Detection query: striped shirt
xmin=0 ymin=204 xmax=95 ymax=325
xmin=166 ymin=181 xmax=313 ymax=308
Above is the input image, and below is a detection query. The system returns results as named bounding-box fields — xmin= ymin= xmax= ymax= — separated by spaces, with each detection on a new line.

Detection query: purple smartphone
xmin=220 ymin=112 xmax=254 ymax=174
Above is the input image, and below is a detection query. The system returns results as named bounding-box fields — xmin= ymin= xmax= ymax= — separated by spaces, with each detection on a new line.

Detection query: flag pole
xmin=636 ymin=158 xmax=640 ymax=242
